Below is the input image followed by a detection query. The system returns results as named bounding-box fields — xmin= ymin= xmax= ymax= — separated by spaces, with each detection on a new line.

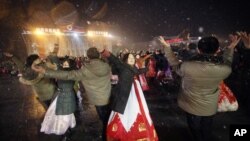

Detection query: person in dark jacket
xmin=101 ymin=50 xmax=158 ymax=141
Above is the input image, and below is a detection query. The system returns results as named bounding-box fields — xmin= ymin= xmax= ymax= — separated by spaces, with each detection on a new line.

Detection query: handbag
xmin=217 ymin=81 xmax=239 ymax=112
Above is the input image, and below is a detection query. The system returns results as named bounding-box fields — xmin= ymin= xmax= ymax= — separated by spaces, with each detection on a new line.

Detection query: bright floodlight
xmin=55 ymin=31 xmax=62 ymax=36
xmin=107 ymin=34 xmax=113 ymax=38
xmin=73 ymin=32 xmax=78 ymax=37
xmin=34 ymin=29 xmax=44 ymax=35
xmin=87 ymin=31 xmax=94 ymax=37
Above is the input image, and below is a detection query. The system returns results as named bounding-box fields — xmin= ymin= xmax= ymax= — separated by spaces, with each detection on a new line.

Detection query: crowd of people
xmin=1 ymin=31 xmax=250 ymax=141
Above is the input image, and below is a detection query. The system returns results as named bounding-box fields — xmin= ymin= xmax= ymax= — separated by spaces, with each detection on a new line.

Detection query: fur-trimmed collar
xmin=19 ymin=73 xmax=44 ymax=85
xmin=190 ymin=54 xmax=224 ymax=64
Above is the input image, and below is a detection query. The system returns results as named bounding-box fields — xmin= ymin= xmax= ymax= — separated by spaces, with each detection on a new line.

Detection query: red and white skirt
xmin=218 ymin=81 xmax=238 ymax=112
xmin=138 ymin=74 xmax=149 ymax=91
xmin=107 ymin=79 xmax=158 ymax=141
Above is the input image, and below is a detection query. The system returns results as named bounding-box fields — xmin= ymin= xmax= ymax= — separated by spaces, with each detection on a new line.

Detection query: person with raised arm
xmin=157 ymin=35 xmax=240 ymax=141
xmin=101 ymin=49 xmax=158 ymax=141
xmin=4 ymin=52 xmax=57 ymax=109
xmin=32 ymin=47 xmax=112 ymax=141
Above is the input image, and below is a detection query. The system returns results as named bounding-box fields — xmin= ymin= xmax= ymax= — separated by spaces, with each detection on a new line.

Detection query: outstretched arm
xmin=157 ymin=36 xmax=180 ymax=66
xmin=157 ymin=36 xmax=183 ymax=76
xmin=32 ymin=64 xmax=86 ymax=81
xmin=101 ymin=49 xmax=125 ymax=71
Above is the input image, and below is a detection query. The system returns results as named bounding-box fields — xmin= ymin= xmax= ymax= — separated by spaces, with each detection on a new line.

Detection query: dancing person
xmin=4 ymin=53 xmax=56 ymax=109
xmin=32 ymin=47 xmax=112 ymax=141
xmin=101 ymin=50 xmax=158 ymax=141
xmin=135 ymin=53 xmax=151 ymax=91
xmin=145 ymin=51 xmax=157 ymax=89
xmin=157 ymin=35 xmax=240 ymax=141
xmin=40 ymin=58 xmax=77 ymax=141
xmin=230 ymin=32 xmax=250 ymax=112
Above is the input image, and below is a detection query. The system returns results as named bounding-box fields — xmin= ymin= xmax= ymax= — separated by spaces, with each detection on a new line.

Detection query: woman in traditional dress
xmin=102 ymin=50 xmax=158 ymax=141
xmin=135 ymin=53 xmax=151 ymax=91
xmin=40 ymin=58 xmax=77 ymax=141
xmin=145 ymin=52 xmax=157 ymax=89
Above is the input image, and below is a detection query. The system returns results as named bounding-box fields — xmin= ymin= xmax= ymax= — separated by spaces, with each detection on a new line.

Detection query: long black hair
xmin=122 ymin=53 xmax=130 ymax=63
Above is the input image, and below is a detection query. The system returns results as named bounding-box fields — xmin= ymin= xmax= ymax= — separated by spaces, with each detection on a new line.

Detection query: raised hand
xmin=157 ymin=36 xmax=170 ymax=47
xmin=238 ymin=31 xmax=250 ymax=48
xmin=228 ymin=35 xmax=241 ymax=49
xmin=101 ymin=49 xmax=111 ymax=58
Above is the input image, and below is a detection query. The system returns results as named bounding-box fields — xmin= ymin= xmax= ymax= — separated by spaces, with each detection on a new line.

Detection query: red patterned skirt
xmin=107 ymin=79 xmax=158 ymax=141
xmin=218 ymin=81 xmax=238 ymax=112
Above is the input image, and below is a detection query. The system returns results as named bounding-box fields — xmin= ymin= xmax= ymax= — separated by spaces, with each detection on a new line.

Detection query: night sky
xmin=104 ymin=0 xmax=250 ymax=41
xmin=0 ymin=0 xmax=250 ymax=43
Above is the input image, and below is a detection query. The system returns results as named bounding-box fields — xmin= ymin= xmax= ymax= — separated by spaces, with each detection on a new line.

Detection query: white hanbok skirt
xmin=40 ymin=96 xmax=76 ymax=135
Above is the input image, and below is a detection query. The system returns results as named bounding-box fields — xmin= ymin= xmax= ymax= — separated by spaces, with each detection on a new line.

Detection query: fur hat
xmin=25 ymin=54 xmax=39 ymax=67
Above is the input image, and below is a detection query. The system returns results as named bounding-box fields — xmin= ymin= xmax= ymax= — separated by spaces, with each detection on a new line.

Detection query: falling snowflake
xmin=198 ymin=26 xmax=204 ymax=33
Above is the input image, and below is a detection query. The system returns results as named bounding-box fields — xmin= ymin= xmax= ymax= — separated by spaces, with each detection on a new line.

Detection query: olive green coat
xmin=45 ymin=59 xmax=111 ymax=106
xmin=54 ymin=80 xmax=76 ymax=115
xmin=11 ymin=56 xmax=56 ymax=101
xmin=163 ymin=46 xmax=233 ymax=116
